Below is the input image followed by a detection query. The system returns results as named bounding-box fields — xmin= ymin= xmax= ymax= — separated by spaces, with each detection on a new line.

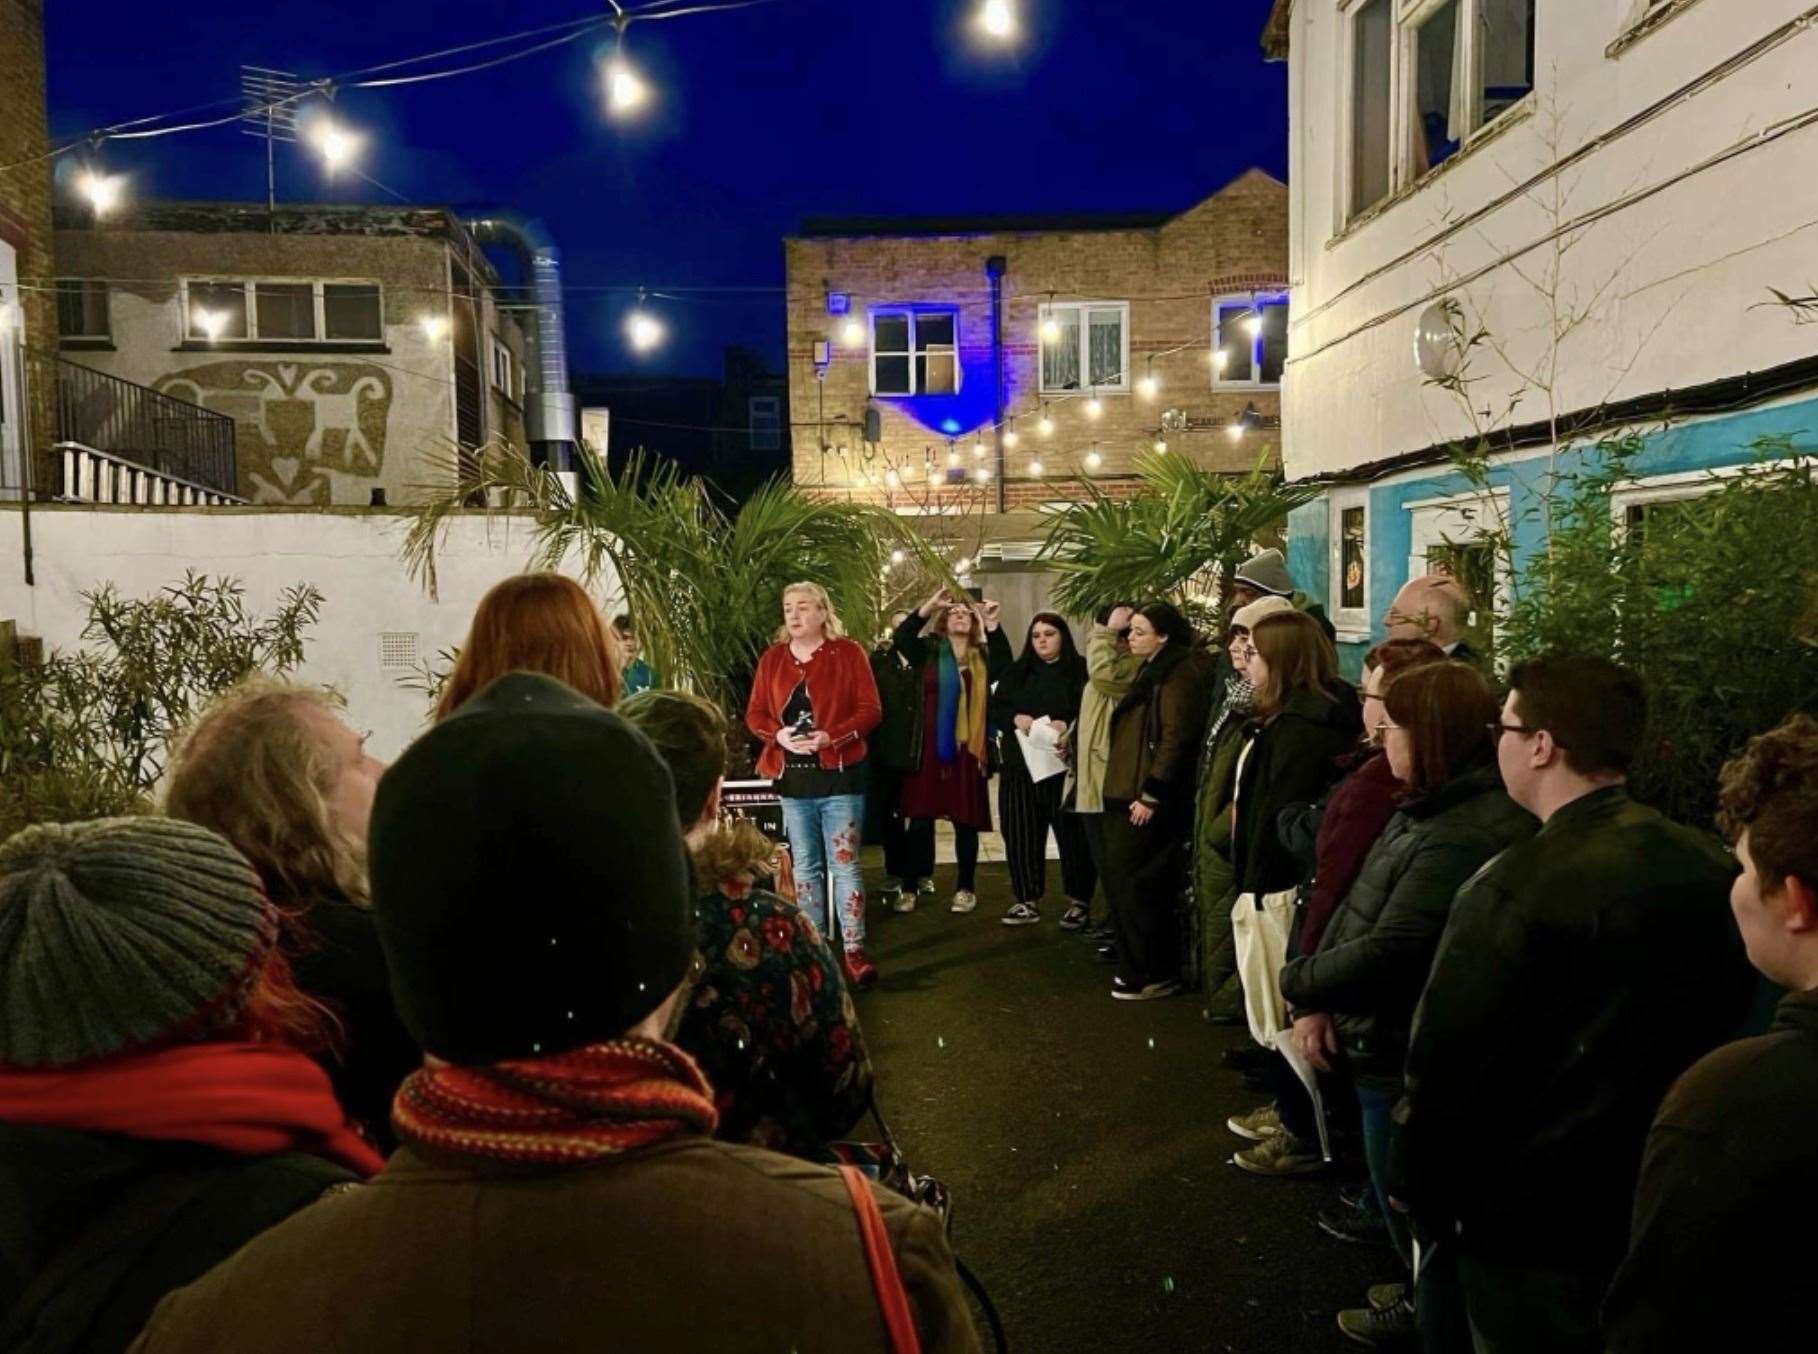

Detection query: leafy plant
xmin=0 ymin=572 xmax=322 ymax=835
xmin=1036 ymin=450 xmax=1319 ymax=626
xmin=402 ymin=441 xmax=947 ymax=718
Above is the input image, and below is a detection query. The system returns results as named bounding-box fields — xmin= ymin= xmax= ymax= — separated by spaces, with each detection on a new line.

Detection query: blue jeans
xmin=780 ymin=794 xmax=866 ymax=952
xmin=1358 ymin=1083 xmax=1413 ymax=1267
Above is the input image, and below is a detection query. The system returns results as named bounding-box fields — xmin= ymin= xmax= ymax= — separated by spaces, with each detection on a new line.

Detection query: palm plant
xmin=1037 ymin=451 xmax=1319 ymax=625
xmin=401 ymin=440 xmax=943 ymax=714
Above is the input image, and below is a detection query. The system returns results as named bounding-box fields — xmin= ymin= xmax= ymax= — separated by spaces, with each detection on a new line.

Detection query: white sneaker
xmin=891 ymin=890 xmax=917 ymax=914
xmin=1001 ymin=901 xmax=1041 ymax=926
xmin=950 ymin=889 xmax=978 ymax=914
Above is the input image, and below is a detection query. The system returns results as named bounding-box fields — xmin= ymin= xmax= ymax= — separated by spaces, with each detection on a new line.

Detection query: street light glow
xmin=978 ymin=0 xmax=1016 ymax=40
xmin=606 ymin=59 xmax=650 ymax=117
xmin=308 ymin=121 xmax=361 ymax=173
xmin=193 ymin=309 xmax=227 ymax=341
xmin=76 ymin=170 xmax=124 ymax=217
xmin=626 ymin=309 xmax=665 ymax=353
xmin=420 ymin=315 xmax=449 ymax=342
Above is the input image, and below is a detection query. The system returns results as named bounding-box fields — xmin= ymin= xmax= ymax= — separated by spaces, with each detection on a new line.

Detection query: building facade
xmin=1266 ymin=0 xmax=1818 ymax=665
xmin=0 ymin=0 xmax=54 ymax=494
xmin=53 ymin=202 xmax=530 ymax=506
xmin=782 ymin=170 xmax=1290 ymax=545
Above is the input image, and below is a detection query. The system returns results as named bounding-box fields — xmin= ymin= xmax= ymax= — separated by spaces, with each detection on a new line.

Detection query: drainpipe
xmin=986 ymin=255 xmax=1007 ymax=514
xmin=463 ymin=214 xmax=577 ymax=473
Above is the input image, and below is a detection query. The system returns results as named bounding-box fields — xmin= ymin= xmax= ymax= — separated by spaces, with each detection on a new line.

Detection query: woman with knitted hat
xmin=892 ymin=588 xmax=1013 ymax=916
xmin=0 ymin=817 xmax=383 ymax=1353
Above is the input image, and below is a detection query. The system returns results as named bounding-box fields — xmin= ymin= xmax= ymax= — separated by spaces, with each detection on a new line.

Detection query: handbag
xmin=1231 ymin=887 xmax=1299 ymax=1046
xmin=840 ymin=1165 xmax=923 ymax=1354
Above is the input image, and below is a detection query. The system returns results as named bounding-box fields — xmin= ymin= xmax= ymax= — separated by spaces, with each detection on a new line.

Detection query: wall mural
xmin=154 ymin=361 xmax=392 ymax=504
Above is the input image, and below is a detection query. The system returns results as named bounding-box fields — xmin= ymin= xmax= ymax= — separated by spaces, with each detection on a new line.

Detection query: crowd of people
xmin=0 ymin=551 xmax=1812 ymax=1353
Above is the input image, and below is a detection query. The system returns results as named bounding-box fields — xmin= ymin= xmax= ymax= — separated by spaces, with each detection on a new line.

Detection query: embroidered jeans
xmin=780 ymin=793 xmax=867 ymax=952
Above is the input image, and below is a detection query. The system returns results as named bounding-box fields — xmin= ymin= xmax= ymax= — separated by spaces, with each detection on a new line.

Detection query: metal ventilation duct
xmin=464 ymin=214 xmax=577 ymax=472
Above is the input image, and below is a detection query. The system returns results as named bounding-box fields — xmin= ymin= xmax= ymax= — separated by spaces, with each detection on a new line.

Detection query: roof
xmin=54 ymin=199 xmax=465 ymax=240
xmin=1262 ymin=0 xmax=1292 ymax=60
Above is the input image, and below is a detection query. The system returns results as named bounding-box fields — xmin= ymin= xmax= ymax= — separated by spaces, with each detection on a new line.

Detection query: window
xmin=489 ymin=337 xmax=514 ymax=399
xmin=55 ymin=280 xmax=110 ymax=339
xmin=182 ymin=279 xmax=385 ymax=344
xmin=870 ymin=308 xmax=959 ymax=397
xmin=749 ymin=396 xmax=782 ymax=452
xmin=1350 ymin=0 xmax=1395 ymax=217
xmin=1038 ymin=302 xmax=1130 ymax=392
xmin=1213 ymin=294 xmax=1289 ymax=387
xmin=1331 ymin=488 xmax=1371 ymax=635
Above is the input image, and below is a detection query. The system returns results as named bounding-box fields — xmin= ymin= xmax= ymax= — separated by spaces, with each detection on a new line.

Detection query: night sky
xmin=43 ymin=1 xmax=1286 ymax=377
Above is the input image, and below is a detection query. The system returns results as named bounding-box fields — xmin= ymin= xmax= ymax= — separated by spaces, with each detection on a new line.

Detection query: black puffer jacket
xmin=868 ymin=642 xmax=921 ymax=774
xmin=1279 ymin=759 xmax=1536 ymax=1081
xmin=1229 ymin=682 xmax=1362 ymax=895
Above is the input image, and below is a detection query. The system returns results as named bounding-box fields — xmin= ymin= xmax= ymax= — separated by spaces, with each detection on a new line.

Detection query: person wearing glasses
xmin=1277 ymin=660 xmax=1534 ymax=1345
xmin=1396 ymin=653 xmax=1756 ymax=1354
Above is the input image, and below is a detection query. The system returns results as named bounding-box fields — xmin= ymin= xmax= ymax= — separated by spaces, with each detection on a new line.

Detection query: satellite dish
xmin=1414 ymin=300 xmax=1465 ymax=381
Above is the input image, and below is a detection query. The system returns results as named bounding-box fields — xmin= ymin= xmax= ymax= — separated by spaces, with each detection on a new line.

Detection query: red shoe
xmin=841 ymin=949 xmax=879 ymax=991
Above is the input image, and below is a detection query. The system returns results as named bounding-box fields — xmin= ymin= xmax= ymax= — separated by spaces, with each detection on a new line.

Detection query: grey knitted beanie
xmin=0 ymin=817 xmax=277 ymax=1068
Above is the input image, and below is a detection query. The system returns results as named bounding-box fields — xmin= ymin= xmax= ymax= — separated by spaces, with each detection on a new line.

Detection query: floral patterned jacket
xmin=675 ymin=827 xmax=874 ymax=1160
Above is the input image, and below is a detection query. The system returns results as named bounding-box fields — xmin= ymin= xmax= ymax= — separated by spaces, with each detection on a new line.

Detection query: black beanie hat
xmin=369 ymin=672 xmax=694 ymax=1065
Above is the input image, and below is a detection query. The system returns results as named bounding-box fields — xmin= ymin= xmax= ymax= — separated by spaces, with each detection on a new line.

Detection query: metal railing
xmin=27 ymin=349 xmax=239 ymax=499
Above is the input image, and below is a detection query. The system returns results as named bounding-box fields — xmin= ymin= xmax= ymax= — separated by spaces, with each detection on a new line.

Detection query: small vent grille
xmin=378 ymin=632 xmax=420 ymax=670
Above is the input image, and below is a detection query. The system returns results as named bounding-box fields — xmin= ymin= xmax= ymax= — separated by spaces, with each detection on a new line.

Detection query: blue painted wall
xmin=1291 ymin=393 xmax=1818 ymax=676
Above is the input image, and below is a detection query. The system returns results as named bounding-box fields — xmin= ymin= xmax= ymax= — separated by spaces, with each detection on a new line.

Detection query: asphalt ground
xmin=851 ymin=855 xmax=1386 ymax=1354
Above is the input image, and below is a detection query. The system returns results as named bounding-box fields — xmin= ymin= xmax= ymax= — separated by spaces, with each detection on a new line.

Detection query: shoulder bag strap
xmin=838 ymin=1164 xmax=922 ymax=1354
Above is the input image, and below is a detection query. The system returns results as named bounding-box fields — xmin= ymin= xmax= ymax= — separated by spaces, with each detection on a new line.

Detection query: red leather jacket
xmin=745 ymin=636 xmax=882 ymax=779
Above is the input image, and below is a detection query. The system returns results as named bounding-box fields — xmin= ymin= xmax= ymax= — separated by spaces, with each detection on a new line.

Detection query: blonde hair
xmin=163 ymin=678 xmax=370 ymax=909
xmin=774 ymin=581 xmax=847 ymax=644
xmin=436 ymin=573 xmax=622 ymax=720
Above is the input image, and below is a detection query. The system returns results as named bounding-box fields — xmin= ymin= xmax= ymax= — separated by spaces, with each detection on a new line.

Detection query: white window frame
xmin=489 ymin=336 xmax=515 ymax=400
xmin=1609 ymin=461 xmax=1812 ymax=532
xmin=1339 ymin=0 xmax=1536 ymax=229
xmin=1212 ymin=293 xmax=1289 ymax=390
xmin=1404 ymin=487 xmax=1512 ymax=637
xmin=868 ymin=307 xmax=961 ymax=397
xmin=1037 ymin=300 xmax=1131 ymax=394
xmin=748 ymin=395 xmax=782 ymax=452
xmin=179 ymin=278 xmax=385 ymax=344
xmin=55 ymin=278 xmax=111 ymax=340
xmin=1330 ymin=486 xmax=1373 ymax=640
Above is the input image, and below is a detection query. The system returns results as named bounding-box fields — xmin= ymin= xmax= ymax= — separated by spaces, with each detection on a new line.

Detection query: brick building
xmin=783 ymin=169 xmax=1288 ymax=545
xmin=0 ymin=0 xmax=54 ymax=494
xmin=53 ymin=201 xmax=532 ymax=505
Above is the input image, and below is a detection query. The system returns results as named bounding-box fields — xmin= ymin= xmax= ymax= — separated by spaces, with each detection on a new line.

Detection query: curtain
xmin=1088 ymin=310 xmax=1123 ymax=387
xmin=1043 ymin=309 xmax=1081 ymax=389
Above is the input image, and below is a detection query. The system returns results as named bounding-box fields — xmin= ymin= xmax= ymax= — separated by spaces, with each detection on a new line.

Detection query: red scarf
xmin=393 ymin=1038 xmax=718 ymax=1166
xmin=0 ymin=1042 xmax=384 ymax=1177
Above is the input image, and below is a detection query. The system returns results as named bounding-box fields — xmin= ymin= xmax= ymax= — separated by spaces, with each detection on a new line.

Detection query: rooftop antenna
xmin=240 ymin=66 xmax=304 ymax=230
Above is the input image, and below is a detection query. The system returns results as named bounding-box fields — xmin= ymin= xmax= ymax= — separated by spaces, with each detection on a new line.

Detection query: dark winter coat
xmin=868 ymin=642 xmax=922 ymax=774
xmin=281 ymin=887 xmax=419 ymax=1154
xmin=1229 ymin=683 xmax=1363 ymax=896
xmin=1396 ymin=786 xmax=1755 ymax=1266
xmin=1604 ymin=987 xmax=1818 ymax=1353
xmin=1279 ymin=760 xmax=1536 ymax=1081
xmin=0 ymin=1126 xmax=351 ymax=1354
xmin=1103 ymin=643 xmax=1215 ymax=809
xmin=1277 ymin=749 xmax=1405 ymax=957
xmin=130 ymin=1138 xmax=980 ymax=1354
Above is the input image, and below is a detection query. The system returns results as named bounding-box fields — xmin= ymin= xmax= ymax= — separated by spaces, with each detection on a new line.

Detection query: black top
xmin=989 ymin=654 xmax=1086 ymax=778
xmin=775 ymin=678 xmax=864 ymax=799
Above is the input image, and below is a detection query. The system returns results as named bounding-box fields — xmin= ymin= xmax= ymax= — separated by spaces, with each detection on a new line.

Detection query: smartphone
xmin=964 ymin=586 xmax=984 ymax=602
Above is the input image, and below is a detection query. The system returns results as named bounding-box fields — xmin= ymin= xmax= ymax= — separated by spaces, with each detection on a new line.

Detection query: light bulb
xmin=193 ymin=309 xmax=226 ymax=341
xmin=1226 ymin=421 xmax=1245 ymax=442
xmin=1084 ymin=448 xmax=1103 ymax=471
xmin=972 ymin=439 xmax=986 ymax=459
xmin=974 ymin=465 xmax=992 ymax=483
xmin=885 ymin=469 xmax=900 ymax=488
xmin=927 ymin=466 xmax=942 ymax=485
xmin=1003 ymin=428 xmax=1020 ymax=449
xmin=1213 ymin=349 xmax=1229 ymax=371
xmin=1039 ymin=315 xmax=1060 ymax=343
xmin=420 ymin=315 xmax=449 ymax=342
xmin=956 ymin=557 xmax=972 ymax=574
xmin=841 ymin=319 xmax=865 ymax=346
xmin=891 ymin=548 xmax=907 ymax=565
xmin=1138 ymin=373 xmax=1159 ymax=400
xmin=1037 ymin=414 xmax=1055 ymax=437
xmin=978 ymin=0 xmax=1015 ymax=39
xmin=606 ymin=59 xmax=650 ymax=116
xmin=308 ymin=121 xmax=361 ymax=173
xmin=1245 ymin=313 xmax=1264 ymax=340
xmin=946 ymin=446 xmax=960 ymax=467
xmin=1153 ymin=438 xmax=1168 ymax=454
xmin=1084 ymin=397 xmax=1102 ymax=420
xmin=1028 ymin=457 xmax=1044 ymax=476
xmin=77 ymin=170 xmax=123 ymax=217
xmin=626 ymin=310 xmax=665 ymax=353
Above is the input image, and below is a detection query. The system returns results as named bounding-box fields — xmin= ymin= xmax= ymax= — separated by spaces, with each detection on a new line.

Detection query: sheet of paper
xmin=1271 ymin=1028 xmax=1334 ymax=1162
xmin=1015 ymin=717 xmax=1069 ymax=783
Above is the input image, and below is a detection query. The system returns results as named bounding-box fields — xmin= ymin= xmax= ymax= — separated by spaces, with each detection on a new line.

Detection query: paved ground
xmin=852 ymin=856 xmax=1385 ymax=1354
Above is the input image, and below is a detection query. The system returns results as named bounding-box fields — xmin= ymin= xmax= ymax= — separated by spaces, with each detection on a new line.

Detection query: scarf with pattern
xmin=392 ymin=1037 xmax=718 ymax=1166
xmin=1202 ymin=673 xmax=1257 ymax=766
xmin=935 ymin=641 xmax=990 ymax=767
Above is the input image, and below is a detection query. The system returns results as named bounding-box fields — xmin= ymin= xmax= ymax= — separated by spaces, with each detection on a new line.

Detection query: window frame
xmin=1211 ymin=292 xmax=1289 ymax=390
xmin=178 ymin=277 xmax=386 ymax=345
xmin=748 ymin=395 xmax=783 ymax=452
xmin=55 ymin=278 xmax=112 ymax=340
xmin=1037 ymin=300 xmax=1131 ymax=394
xmin=489 ymin=335 xmax=516 ymax=401
xmin=868 ymin=306 xmax=963 ymax=398
xmin=1330 ymin=486 xmax=1372 ymax=639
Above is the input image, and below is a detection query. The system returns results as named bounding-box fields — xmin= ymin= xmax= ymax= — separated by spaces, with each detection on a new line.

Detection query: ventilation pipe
xmin=463 ymin=214 xmax=577 ymax=473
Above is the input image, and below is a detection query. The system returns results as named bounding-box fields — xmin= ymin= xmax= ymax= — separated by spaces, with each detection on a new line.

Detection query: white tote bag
xmin=1231 ymin=886 xmax=1298 ymax=1047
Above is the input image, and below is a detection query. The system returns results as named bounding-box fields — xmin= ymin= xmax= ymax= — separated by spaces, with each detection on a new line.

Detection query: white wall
xmin=1281 ymin=0 xmax=1818 ymax=480
xmin=0 ymin=506 xmax=618 ymax=765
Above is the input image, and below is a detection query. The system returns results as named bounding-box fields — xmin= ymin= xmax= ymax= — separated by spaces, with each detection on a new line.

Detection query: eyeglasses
xmin=1373 ymin=719 xmax=1401 ymax=736
xmin=1489 ymin=721 xmax=1542 ymax=739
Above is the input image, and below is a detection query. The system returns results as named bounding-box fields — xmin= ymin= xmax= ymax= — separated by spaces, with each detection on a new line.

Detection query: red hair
xmin=436 ymin=573 xmax=623 ymax=721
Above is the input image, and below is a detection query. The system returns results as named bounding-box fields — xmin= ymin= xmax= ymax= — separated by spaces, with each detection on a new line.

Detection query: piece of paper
xmin=1271 ymin=1028 xmax=1334 ymax=1162
xmin=1015 ymin=717 xmax=1069 ymax=783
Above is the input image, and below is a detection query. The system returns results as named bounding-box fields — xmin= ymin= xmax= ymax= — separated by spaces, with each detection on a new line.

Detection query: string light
xmin=1003 ymin=425 xmax=1020 ymax=449
xmin=840 ymin=318 xmax=865 ymax=346
xmin=946 ymin=443 xmax=960 ymax=467
xmin=626 ymin=295 xmax=665 ymax=353
xmin=1037 ymin=408 xmax=1054 ymax=438
xmin=75 ymin=169 xmax=124 ymax=217
xmin=956 ymin=556 xmax=973 ymax=573
xmin=977 ymin=0 xmax=1016 ymax=40
xmin=193 ymin=308 xmax=227 ymax=341
xmin=1084 ymin=446 xmax=1103 ymax=471
xmin=1226 ymin=419 xmax=1246 ymax=443
xmin=306 ymin=120 xmax=362 ymax=173
xmin=1153 ymin=437 xmax=1168 ymax=453
xmin=1027 ymin=456 xmax=1044 ymax=476
xmin=927 ymin=465 xmax=942 ymax=485
xmin=1138 ymin=369 xmax=1159 ymax=400
xmin=884 ymin=468 xmax=900 ymax=488
xmin=1039 ymin=314 xmax=1060 ymax=344
xmin=972 ymin=438 xmax=987 ymax=459
xmin=974 ymin=465 xmax=992 ymax=483
xmin=1245 ymin=312 xmax=1264 ymax=340
xmin=1084 ymin=395 xmax=1103 ymax=420
xmin=420 ymin=315 xmax=448 ymax=342
xmin=1211 ymin=349 xmax=1229 ymax=371
xmin=605 ymin=56 xmax=650 ymax=118
xmin=890 ymin=548 xmax=907 ymax=564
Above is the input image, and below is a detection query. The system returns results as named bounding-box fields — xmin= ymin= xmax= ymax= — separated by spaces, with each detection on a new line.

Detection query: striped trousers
xmin=998 ymin=763 xmax=1097 ymax=905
